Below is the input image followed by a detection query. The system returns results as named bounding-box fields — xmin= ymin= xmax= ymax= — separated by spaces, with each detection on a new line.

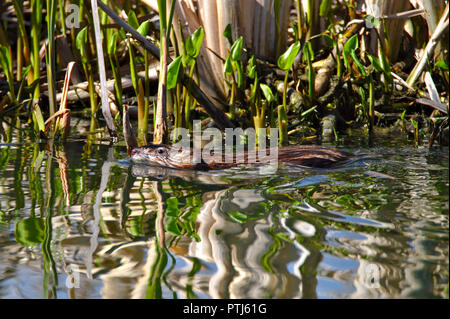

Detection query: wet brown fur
xmin=131 ymin=144 xmax=353 ymax=170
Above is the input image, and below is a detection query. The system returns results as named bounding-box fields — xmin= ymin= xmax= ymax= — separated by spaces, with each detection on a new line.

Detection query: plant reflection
xmin=0 ymin=139 xmax=448 ymax=298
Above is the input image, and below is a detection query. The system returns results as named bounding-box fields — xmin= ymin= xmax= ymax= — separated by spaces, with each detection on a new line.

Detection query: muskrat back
xmin=130 ymin=144 xmax=354 ymax=170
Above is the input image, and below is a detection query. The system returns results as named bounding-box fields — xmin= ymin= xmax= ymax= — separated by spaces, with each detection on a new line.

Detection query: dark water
xmin=0 ymin=130 xmax=448 ymax=299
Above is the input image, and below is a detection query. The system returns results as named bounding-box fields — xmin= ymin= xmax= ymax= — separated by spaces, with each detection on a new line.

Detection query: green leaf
xmin=166 ymin=197 xmax=179 ymax=217
xmin=277 ymin=41 xmax=301 ymax=71
xmin=343 ymin=34 xmax=358 ymax=71
xmin=157 ymin=0 xmax=167 ymax=30
xmin=224 ymin=55 xmax=233 ymax=74
xmin=76 ymin=27 xmax=88 ymax=64
xmin=0 ymin=46 xmax=11 ymax=72
xmin=320 ymin=0 xmax=331 ymax=17
xmin=303 ymin=41 xmax=314 ymax=62
xmin=260 ymin=83 xmax=275 ymax=104
xmin=182 ymin=27 xmax=205 ymax=67
xmin=248 ymin=65 xmax=256 ymax=79
xmin=343 ymin=34 xmax=358 ymax=56
xmin=166 ymin=217 xmax=182 ymax=236
xmin=108 ymin=32 xmax=118 ymax=55
xmin=75 ymin=26 xmax=87 ymax=50
xmin=128 ymin=40 xmax=138 ymax=92
xmin=235 ymin=61 xmax=244 ymax=89
xmin=0 ymin=46 xmax=14 ymax=100
xmin=167 ymin=56 xmax=183 ymax=90
xmin=15 ymin=217 xmax=44 ymax=246
xmin=137 ymin=20 xmax=151 ymax=37
xmin=435 ymin=60 xmax=449 ymax=72
xmin=118 ymin=28 xmax=126 ymax=41
xmin=351 ymin=51 xmax=367 ymax=77
xmin=231 ymin=36 xmax=243 ymax=62
xmin=368 ymin=54 xmax=383 ymax=72
xmin=127 ymin=10 xmax=139 ymax=30
xmin=247 ymin=55 xmax=257 ymax=78
xmin=322 ymin=33 xmax=334 ymax=48
xmin=32 ymin=104 xmax=45 ymax=132
xmin=223 ymin=24 xmax=233 ymax=46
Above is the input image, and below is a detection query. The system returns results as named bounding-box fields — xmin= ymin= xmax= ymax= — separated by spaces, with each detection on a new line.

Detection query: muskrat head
xmin=130 ymin=144 xmax=171 ymax=167
xmin=130 ymin=144 xmax=193 ymax=169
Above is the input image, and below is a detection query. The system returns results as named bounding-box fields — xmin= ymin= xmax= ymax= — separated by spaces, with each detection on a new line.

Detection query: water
xmin=0 ymin=130 xmax=448 ymax=299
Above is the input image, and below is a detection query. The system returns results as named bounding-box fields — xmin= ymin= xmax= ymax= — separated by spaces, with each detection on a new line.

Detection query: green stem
xmin=46 ymin=0 xmax=57 ymax=120
xmin=86 ymin=66 xmax=98 ymax=115
xmin=58 ymin=0 xmax=66 ymax=35
xmin=184 ymin=65 xmax=196 ymax=129
xmin=278 ymin=105 xmax=288 ymax=146
xmin=109 ymin=55 xmax=122 ymax=107
xmin=335 ymin=38 xmax=342 ymax=77
xmin=295 ymin=0 xmax=303 ymax=39
xmin=369 ymin=74 xmax=374 ymax=132
xmin=138 ymin=79 xmax=148 ymax=145
xmin=144 ymin=50 xmax=150 ymax=109
xmin=282 ymin=72 xmax=288 ymax=114
xmin=31 ymin=0 xmax=43 ymax=101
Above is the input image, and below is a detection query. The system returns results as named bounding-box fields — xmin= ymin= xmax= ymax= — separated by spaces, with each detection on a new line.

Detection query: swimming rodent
xmin=130 ymin=144 xmax=353 ymax=170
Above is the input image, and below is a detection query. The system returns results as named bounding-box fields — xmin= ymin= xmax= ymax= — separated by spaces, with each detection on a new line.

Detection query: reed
xmin=0 ymin=0 xmax=447 ymax=148
xmin=31 ymin=0 xmax=43 ymax=101
xmin=76 ymin=27 xmax=98 ymax=116
xmin=46 ymin=0 xmax=58 ymax=122
xmin=107 ymin=31 xmax=122 ymax=108
xmin=12 ymin=0 xmax=33 ymax=85
xmin=0 ymin=47 xmax=17 ymax=104
xmin=303 ymin=41 xmax=315 ymax=101
xmin=153 ymin=0 xmax=177 ymax=144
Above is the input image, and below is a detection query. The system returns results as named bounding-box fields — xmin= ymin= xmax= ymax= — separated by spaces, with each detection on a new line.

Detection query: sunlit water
xmin=0 ymin=131 xmax=448 ymax=299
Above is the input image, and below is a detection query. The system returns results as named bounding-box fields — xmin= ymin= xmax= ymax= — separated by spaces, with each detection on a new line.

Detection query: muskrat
xmin=130 ymin=144 xmax=353 ymax=170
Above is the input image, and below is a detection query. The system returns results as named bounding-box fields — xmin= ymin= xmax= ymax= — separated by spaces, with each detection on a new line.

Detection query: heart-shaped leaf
xmin=343 ymin=34 xmax=358 ymax=56
xmin=166 ymin=217 xmax=182 ymax=236
xmin=137 ymin=20 xmax=151 ymax=37
xmin=277 ymin=41 xmax=301 ymax=71
xmin=183 ymin=27 xmax=205 ymax=67
xmin=127 ymin=11 xmax=139 ymax=30
xmin=260 ymin=84 xmax=275 ymax=104
xmin=322 ymin=33 xmax=334 ymax=48
xmin=167 ymin=56 xmax=183 ymax=90
xmin=368 ymin=54 xmax=383 ymax=73
xmin=224 ymin=55 xmax=233 ymax=75
xmin=75 ymin=27 xmax=88 ymax=63
xmin=223 ymin=24 xmax=233 ymax=46
xmin=320 ymin=0 xmax=331 ymax=17
xmin=231 ymin=36 xmax=243 ymax=62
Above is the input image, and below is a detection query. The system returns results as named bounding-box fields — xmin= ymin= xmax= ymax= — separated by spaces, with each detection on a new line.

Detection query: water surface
xmin=0 ymin=131 xmax=448 ymax=299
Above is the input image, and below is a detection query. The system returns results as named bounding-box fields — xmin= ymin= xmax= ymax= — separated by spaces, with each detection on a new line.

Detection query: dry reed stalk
xmin=144 ymin=0 xmax=292 ymax=101
xmin=364 ymin=0 xmax=411 ymax=62
xmin=407 ymin=3 xmax=449 ymax=86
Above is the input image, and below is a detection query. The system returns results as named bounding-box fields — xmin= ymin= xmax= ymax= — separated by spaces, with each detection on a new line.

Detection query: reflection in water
xmin=0 ymin=136 xmax=448 ymax=299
